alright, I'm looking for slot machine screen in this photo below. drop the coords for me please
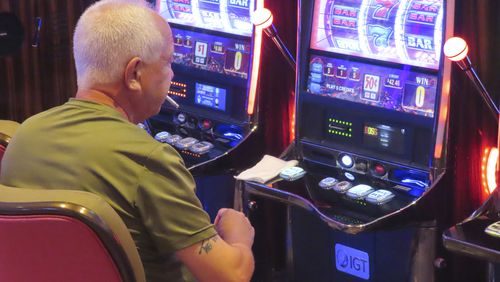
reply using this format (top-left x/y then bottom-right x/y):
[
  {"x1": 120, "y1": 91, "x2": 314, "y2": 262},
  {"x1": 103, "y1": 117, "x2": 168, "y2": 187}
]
[
  {"x1": 171, "y1": 29, "x2": 251, "y2": 79},
  {"x1": 310, "y1": 0, "x2": 443, "y2": 70},
  {"x1": 156, "y1": 0, "x2": 255, "y2": 122},
  {"x1": 158, "y1": 0, "x2": 254, "y2": 37},
  {"x1": 306, "y1": 0, "x2": 443, "y2": 119}
]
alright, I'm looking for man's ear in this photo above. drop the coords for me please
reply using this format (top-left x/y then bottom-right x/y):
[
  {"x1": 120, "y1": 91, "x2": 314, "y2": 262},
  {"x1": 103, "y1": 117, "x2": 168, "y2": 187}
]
[{"x1": 124, "y1": 57, "x2": 142, "y2": 91}]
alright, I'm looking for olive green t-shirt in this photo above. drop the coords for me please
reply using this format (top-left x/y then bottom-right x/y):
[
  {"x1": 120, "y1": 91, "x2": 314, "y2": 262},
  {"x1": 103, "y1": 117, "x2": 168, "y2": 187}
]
[{"x1": 0, "y1": 99, "x2": 217, "y2": 281}]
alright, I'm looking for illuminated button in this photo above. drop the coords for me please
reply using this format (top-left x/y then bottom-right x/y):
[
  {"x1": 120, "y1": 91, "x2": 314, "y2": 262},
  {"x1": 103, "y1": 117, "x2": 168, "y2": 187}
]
[
  {"x1": 365, "y1": 189, "x2": 395, "y2": 205},
  {"x1": 199, "y1": 119, "x2": 213, "y2": 130},
  {"x1": 336, "y1": 65, "x2": 347, "y2": 78},
  {"x1": 311, "y1": 62, "x2": 323, "y2": 73},
  {"x1": 344, "y1": 172, "x2": 355, "y2": 181},
  {"x1": 339, "y1": 154, "x2": 354, "y2": 168},
  {"x1": 175, "y1": 137, "x2": 198, "y2": 150},
  {"x1": 279, "y1": 166, "x2": 306, "y2": 181},
  {"x1": 333, "y1": 181, "x2": 352, "y2": 193},
  {"x1": 184, "y1": 36, "x2": 192, "y2": 47},
  {"x1": 310, "y1": 72, "x2": 323, "y2": 83},
  {"x1": 309, "y1": 83, "x2": 321, "y2": 93},
  {"x1": 154, "y1": 131, "x2": 171, "y2": 143},
  {"x1": 164, "y1": 134, "x2": 182, "y2": 145},
  {"x1": 346, "y1": 184, "x2": 374, "y2": 200},
  {"x1": 323, "y1": 63, "x2": 334, "y2": 76},
  {"x1": 373, "y1": 164, "x2": 386, "y2": 176},
  {"x1": 348, "y1": 67, "x2": 360, "y2": 81},
  {"x1": 174, "y1": 35, "x2": 183, "y2": 46},
  {"x1": 318, "y1": 177, "x2": 338, "y2": 190},
  {"x1": 177, "y1": 113, "x2": 186, "y2": 123},
  {"x1": 190, "y1": 141, "x2": 214, "y2": 155}
]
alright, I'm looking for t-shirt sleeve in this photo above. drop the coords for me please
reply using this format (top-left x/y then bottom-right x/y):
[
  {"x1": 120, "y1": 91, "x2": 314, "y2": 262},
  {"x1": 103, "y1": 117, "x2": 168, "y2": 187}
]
[{"x1": 135, "y1": 144, "x2": 217, "y2": 254}]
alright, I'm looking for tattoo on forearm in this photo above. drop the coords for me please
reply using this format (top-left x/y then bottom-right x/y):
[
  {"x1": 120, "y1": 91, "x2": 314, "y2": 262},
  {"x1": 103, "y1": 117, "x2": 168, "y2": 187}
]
[{"x1": 198, "y1": 236, "x2": 219, "y2": 255}]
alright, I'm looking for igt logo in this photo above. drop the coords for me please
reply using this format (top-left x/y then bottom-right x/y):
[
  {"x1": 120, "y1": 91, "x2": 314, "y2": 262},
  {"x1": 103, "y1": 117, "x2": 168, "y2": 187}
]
[{"x1": 335, "y1": 244, "x2": 370, "y2": 280}]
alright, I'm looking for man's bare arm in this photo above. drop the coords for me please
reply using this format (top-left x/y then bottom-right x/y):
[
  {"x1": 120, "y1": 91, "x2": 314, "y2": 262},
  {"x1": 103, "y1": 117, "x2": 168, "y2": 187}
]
[
  {"x1": 177, "y1": 209, "x2": 255, "y2": 282},
  {"x1": 176, "y1": 235, "x2": 254, "y2": 282}
]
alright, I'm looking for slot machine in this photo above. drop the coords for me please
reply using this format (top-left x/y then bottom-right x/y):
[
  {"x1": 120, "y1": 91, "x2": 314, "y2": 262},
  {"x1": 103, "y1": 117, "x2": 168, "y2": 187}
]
[
  {"x1": 147, "y1": 0, "x2": 269, "y2": 219},
  {"x1": 238, "y1": 0, "x2": 456, "y2": 281}
]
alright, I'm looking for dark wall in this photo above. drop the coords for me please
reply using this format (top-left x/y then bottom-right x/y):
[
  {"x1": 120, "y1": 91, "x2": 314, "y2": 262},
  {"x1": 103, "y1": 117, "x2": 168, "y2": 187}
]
[
  {"x1": 0, "y1": 0, "x2": 96, "y2": 122},
  {"x1": 449, "y1": 1, "x2": 500, "y2": 221},
  {"x1": 257, "y1": 1, "x2": 297, "y2": 156}
]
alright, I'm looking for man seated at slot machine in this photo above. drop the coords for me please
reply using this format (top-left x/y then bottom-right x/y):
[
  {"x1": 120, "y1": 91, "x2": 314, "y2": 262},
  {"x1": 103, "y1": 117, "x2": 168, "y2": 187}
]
[{"x1": 0, "y1": 0, "x2": 255, "y2": 281}]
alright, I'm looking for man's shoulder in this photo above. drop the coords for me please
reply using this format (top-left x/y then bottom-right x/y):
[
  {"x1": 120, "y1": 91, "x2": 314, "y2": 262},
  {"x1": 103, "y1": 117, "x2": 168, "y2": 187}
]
[{"x1": 18, "y1": 101, "x2": 163, "y2": 155}]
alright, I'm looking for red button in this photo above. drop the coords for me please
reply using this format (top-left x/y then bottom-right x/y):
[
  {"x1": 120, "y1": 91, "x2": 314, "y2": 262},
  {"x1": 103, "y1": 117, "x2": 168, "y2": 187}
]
[
  {"x1": 202, "y1": 120, "x2": 212, "y2": 130},
  {"x1": 374, "y1": 164, "x2": 386, "y2": 176}
]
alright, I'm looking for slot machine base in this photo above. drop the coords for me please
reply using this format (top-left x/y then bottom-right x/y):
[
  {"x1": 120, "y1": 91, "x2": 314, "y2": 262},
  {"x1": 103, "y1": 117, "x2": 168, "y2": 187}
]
[
  {"x1": 289, "y1": 207, "x2": 438, "y2": 282},
  {"x1": 241, "y1": 182, "x2": 449, "y2": 282}
]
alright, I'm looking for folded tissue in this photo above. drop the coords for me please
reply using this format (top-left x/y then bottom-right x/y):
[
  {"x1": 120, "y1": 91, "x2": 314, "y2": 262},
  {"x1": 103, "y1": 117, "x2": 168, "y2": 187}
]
[{"x1": 234, "y1": 154, "x2": 298, "y2": 184}]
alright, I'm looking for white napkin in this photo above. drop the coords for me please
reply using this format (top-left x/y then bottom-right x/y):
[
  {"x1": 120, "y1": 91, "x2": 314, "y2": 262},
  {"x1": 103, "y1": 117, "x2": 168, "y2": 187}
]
[{"x1": 234, "y1": 155, "x2": 298, "y2": 183}]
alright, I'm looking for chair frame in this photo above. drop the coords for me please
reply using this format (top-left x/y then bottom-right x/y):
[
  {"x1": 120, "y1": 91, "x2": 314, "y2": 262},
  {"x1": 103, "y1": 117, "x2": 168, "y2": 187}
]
[{"x1": 0, "y1": 132, "x2": 11, "y2": 147}]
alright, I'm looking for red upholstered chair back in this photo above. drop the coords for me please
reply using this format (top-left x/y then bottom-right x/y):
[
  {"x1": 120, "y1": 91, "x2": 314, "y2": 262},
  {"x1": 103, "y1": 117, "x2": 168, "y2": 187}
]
[{"x1": 0, "y1": 185, "x2": 146, "y2": 282}]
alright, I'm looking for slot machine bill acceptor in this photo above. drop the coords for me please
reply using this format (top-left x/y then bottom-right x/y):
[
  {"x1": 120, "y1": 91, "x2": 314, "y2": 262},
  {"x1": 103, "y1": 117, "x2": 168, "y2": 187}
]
[{"x1": 237, "y1": 0, "x2": 456, "y2": 281}]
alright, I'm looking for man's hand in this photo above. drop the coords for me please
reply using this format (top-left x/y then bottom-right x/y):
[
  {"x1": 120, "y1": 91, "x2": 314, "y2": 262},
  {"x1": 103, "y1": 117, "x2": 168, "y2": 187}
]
[{"x1": 214, "y1": 208, "x2": 254, "y2": 249}]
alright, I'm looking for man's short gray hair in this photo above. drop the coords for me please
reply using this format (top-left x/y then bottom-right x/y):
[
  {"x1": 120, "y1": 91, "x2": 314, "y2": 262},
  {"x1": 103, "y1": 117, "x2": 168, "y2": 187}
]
[{"x1": 73, "y1": 0, "x2": 165, "y2": 88}]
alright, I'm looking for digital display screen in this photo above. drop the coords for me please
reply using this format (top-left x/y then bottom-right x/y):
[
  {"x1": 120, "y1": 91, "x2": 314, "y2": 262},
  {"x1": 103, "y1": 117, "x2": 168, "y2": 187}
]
[
  {"x1": 308, "y1": 54, "x2": 437, "y2": 117},
  {"x1": 157, "y1": 0, "x2": 255, "y2": 37},
  {"x1": 172, "y1": 27, "x2": 251, "y2": 79},
  {"x1": 195, "y1": 83, "x2": 227, "y2": 111},
  {"x1": 310, "y1": 0, "x2": 444, "y2": 70},
  {"x1": 363, "y1": 122, "x2": 405, "y2": 154}
]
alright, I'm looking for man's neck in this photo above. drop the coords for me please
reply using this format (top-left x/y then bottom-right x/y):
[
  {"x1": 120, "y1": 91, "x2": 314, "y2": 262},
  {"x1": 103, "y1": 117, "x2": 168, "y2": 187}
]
[{"x1": 75, "y1": 88, "x2": 132, "y2": 122}]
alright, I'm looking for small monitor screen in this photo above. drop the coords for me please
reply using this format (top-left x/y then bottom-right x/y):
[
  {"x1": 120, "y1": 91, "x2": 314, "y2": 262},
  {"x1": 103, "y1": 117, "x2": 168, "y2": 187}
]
[
  {"x1": 157, "y1": 0, "x2": 255, "y2": 37},
  {"x1": 195, "y1": 83, "x2": 227, "y2": 111},
  {"x1": 363, "y1": 122, "x2": 405, "y2": 154},
  {"x1": 310, "y1": 0, "x2": 444, "y2": 70},
  {"x1": 172, "y1": 27, "x2": 251, "y2": 79}
]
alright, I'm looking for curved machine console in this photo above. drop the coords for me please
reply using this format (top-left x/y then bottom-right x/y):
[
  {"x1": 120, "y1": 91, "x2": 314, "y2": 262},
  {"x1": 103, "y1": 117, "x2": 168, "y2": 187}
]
[{"x1": 144, "y1": 0, "x2": 266, "y2": 170}]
